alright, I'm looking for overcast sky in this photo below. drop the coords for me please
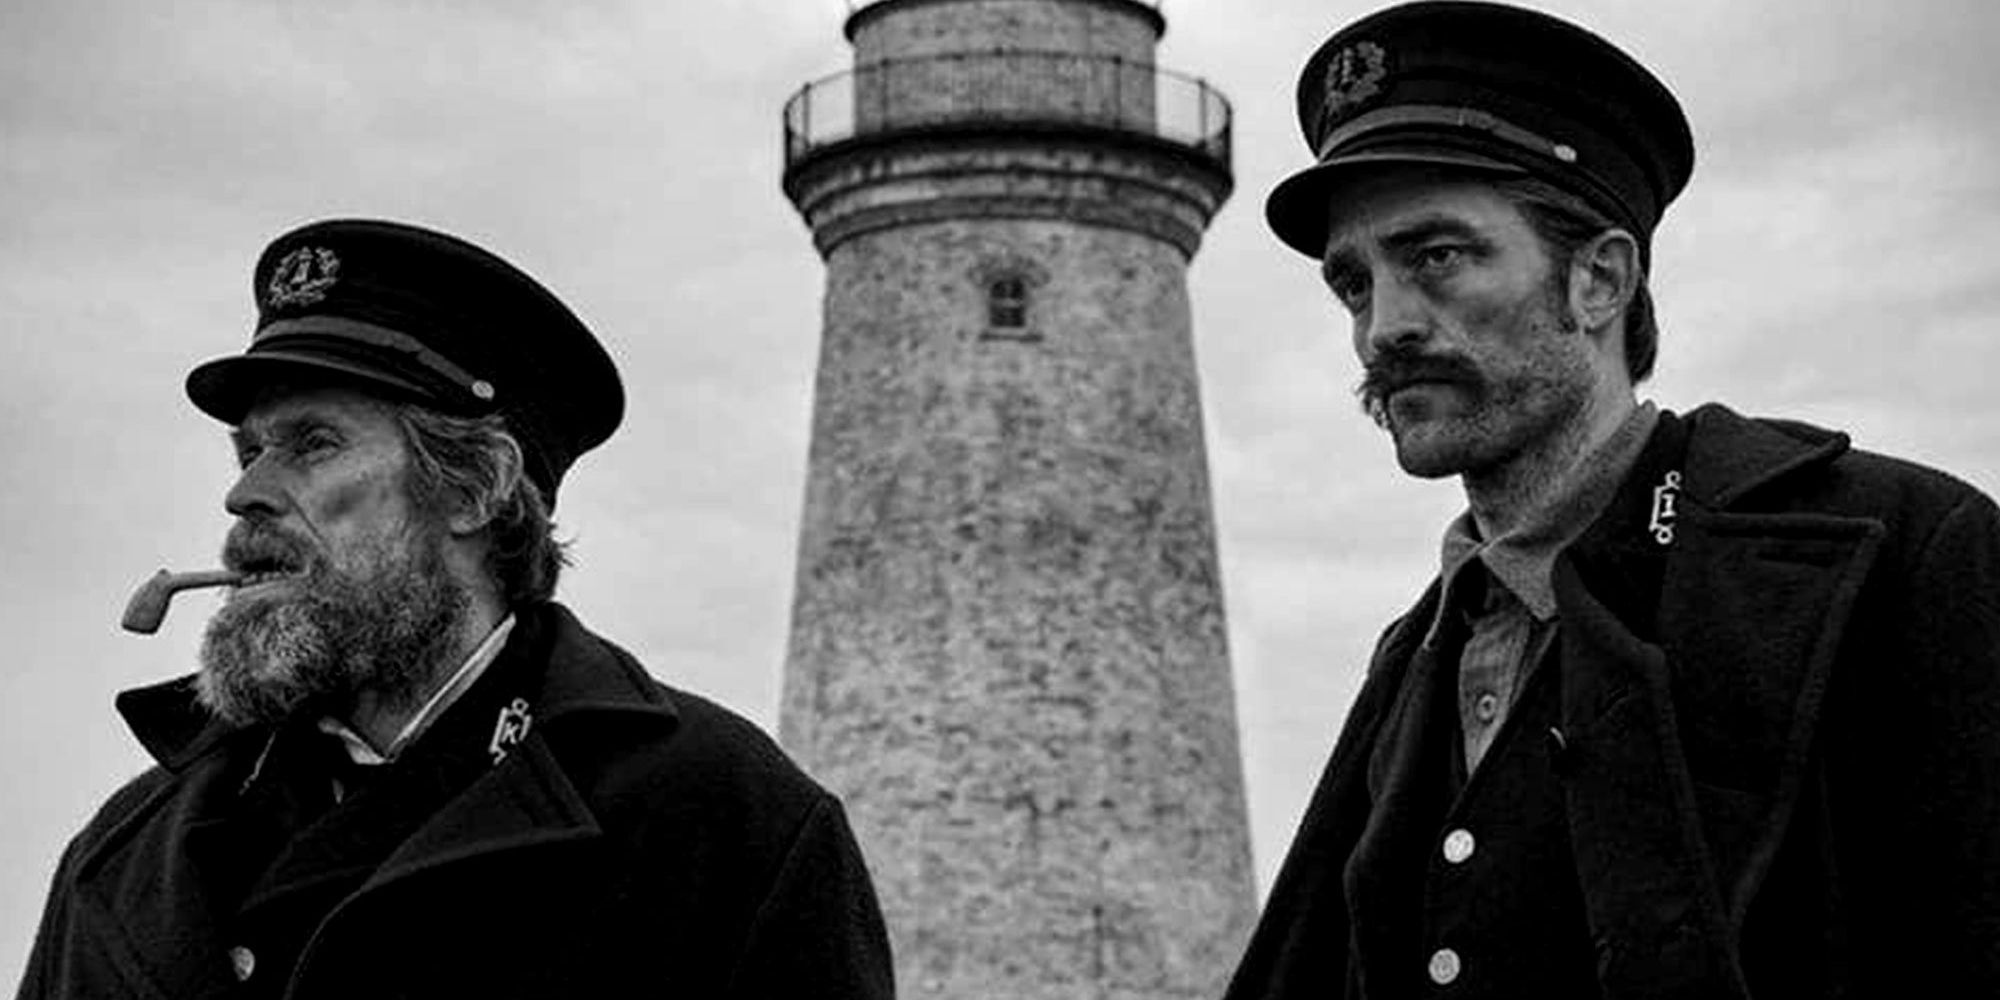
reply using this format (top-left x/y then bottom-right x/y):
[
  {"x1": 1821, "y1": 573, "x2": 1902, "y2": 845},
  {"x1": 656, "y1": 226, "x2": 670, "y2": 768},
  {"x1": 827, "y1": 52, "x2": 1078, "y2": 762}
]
[{"x1": 5, "y1": 0, "x2": 1998, "y2": 984}]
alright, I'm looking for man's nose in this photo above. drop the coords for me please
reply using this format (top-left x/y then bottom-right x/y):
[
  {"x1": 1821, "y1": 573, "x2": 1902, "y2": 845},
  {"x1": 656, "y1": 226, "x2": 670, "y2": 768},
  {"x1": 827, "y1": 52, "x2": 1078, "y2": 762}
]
[
  {"x1": 1356, "y1": 278, "x2": 1433, "y2": 361},
  {"x1": 224, "y1": 456, "x2": 283, "y2": 520}
]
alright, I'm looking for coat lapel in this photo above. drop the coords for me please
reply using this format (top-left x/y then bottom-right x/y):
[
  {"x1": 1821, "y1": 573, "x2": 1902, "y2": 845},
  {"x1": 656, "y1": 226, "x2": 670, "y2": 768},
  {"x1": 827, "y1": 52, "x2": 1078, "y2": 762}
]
[
  {"x1": 1667, "y1": 405, "x2": 1885, "y2": 924},
  {"x1": 1557, "y1": 405, "x2": 1885, "y2": 999},
  {"x1": 286, "y1": 605, "x2": 675, "y2": 990},
  {"x1": 361, "y1": 731, "x2": 601, "y2": 892},
  {"x1": 1556, "y1": 554, "x2": 1749, "y2": 999},
  {"x1": 1654, "y1": 507, "x2": 1882, "y2": 920},
  {"x1": 65, "y1": 741, "x2": 265, "y2": 1000}
]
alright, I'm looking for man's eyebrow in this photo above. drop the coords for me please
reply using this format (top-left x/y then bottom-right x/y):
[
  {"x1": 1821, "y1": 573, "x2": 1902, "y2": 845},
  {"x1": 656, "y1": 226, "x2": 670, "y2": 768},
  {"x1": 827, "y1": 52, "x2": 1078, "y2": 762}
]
[
  {"x1": 229, "y1": 413, "x2": 332, "y2": 450},
  {"x1": 1322, "y1": 213, "x2": 1493, "y2": 285},
  {"x1": 1379, "y1": 214, "x2": 1490, "y2": 253}
]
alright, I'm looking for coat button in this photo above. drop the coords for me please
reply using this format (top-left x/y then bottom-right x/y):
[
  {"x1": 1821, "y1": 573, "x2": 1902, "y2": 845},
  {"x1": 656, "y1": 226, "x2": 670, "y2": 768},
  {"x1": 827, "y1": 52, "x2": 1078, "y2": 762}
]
[
  {"x1": 1472, "y1": 692, "x2": 1499, "y2": 722},
  {"x1": 229, "y1": 945, "x2": 256, "y2": 981},
  {"x1": 1442, "y1": 828, "x2": 1476, "y2": 864},
  {"x1": 1428, "y1": 947, "x2": 1461, "y2": 985}
]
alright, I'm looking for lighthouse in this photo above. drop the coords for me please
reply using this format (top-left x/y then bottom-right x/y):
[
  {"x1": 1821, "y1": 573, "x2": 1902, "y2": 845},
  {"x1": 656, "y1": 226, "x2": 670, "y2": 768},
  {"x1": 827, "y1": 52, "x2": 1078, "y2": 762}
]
[{"x1": 778, "y1": 2, "x2": 1253, "y2": 997}]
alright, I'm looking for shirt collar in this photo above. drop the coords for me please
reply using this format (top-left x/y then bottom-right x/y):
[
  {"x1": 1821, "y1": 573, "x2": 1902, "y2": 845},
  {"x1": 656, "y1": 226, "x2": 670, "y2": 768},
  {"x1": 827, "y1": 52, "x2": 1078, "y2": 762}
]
[
  {"x1": 319, "y1": 613, "x2": 517, "y2": 766},
  {"x1": 1438, "y1": 402, "x2": 1660, "y2": 622}
]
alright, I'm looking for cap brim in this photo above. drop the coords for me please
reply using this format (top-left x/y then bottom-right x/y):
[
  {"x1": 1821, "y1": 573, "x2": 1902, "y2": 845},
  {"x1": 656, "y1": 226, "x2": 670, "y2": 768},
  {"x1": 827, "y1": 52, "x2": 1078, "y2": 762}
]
[
  {"x1": 1265, "y1": 148, "x2": 1529, "y2": 258},
  {"x1": 186, "y1": 349, "x2": 436, "y2": 425}
]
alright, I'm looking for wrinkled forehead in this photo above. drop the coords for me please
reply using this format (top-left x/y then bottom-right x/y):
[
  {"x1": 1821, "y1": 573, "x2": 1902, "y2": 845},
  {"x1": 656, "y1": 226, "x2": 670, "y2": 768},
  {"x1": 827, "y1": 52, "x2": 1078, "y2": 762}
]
[{"x1": 234, "y1": 375, "x2": 402, "y2": 434}]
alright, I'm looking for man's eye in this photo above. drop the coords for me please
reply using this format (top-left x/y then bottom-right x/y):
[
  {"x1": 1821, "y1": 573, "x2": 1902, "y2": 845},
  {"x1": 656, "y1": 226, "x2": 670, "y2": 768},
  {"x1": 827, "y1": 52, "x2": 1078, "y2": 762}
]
[
  {"x1": 1412, "y1": 245, "x2": 1465, "y2": 271},
  {"x1": 297, "y1": 430, "x2": 340, "y2": 455},
  {"x1": 235, "y1": 446, "x2": 261, "y2": 470}
]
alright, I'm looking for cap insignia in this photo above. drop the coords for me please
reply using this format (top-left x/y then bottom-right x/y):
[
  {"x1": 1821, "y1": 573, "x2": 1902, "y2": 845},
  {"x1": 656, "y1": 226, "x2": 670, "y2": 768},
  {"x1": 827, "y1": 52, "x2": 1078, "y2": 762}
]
[
  {"x1": 266, "y1": 246, "x2": 341, "y2": 308},
  {"x1": 1321, "y1": 41, "x2": 1390, "y2": 125}
]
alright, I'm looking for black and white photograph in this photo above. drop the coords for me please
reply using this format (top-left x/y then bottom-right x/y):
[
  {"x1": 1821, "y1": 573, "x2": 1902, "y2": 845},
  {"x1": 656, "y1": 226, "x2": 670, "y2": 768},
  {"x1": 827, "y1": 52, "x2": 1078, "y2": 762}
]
[{"x1": 4, "y1": 1, "x2": 1997, "y2": 996}]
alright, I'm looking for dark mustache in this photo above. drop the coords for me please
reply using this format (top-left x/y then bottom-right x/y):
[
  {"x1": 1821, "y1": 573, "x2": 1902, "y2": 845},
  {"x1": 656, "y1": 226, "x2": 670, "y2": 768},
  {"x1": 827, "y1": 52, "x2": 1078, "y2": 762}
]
[
  {"x1": 1356, "y1": 351, "x2": 1484, "y2": 403},
  {"x1": 221, "y1": 522, "x2": 317, "y2": 575}
]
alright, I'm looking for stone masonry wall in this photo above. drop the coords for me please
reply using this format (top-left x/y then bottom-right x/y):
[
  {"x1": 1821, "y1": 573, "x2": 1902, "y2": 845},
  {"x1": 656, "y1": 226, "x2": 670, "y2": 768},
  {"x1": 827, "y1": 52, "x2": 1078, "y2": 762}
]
[
  {"x1": 850, "y1": 0, "x2": 1159, "y2": 64},
  {"x1": 788, "y1": 138, "x2": 1230, "y2": 259},
  {"x1": 781, "y1": 216, "x2": 1257, "y2": 1000},
  {"x1": 851, "y1": 0, "x2": 1158, "y2": 135}
]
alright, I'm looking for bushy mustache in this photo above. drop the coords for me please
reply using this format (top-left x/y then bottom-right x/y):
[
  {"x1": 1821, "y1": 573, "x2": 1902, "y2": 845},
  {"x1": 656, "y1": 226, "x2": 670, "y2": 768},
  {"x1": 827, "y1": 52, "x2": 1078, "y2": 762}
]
[
  {"x1": 1354, "y1": 348, "x2": 1484, "y2": 424},
  {"x1": 220, "y1": 521, "x2": 319, "y2": 577}
]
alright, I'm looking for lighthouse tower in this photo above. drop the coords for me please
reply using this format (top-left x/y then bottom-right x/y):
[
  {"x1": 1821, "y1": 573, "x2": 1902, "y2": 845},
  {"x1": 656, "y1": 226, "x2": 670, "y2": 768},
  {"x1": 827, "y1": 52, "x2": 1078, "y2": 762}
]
[{"x1": 779, "y1": 2, "x2": 1252, "y2": 997}]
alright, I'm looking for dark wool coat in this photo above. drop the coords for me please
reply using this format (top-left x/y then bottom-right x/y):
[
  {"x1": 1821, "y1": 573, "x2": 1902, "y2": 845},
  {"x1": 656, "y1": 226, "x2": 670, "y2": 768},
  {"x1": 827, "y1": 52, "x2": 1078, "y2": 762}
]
[
  {"x1": 19, "y1": 602, "x2": 895, "y2": 1000},
  {"x1": 1225, "y1": 404, "x2": 2000, "y2": 999}
]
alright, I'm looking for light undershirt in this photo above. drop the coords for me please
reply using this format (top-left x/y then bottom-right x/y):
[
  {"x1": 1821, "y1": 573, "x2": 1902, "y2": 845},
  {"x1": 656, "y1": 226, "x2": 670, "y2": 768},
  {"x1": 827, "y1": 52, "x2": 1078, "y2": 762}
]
[
  {"x1": 317, "y1": 613, "x2": 517, "y2": 770},
  {"x1": 1428, "y1": 403, "x2": 1658, "y2": 772}
]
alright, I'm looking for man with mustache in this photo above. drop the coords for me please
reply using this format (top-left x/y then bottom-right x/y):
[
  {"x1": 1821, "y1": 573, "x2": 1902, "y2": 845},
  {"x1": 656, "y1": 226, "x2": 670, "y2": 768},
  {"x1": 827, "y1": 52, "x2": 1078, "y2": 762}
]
[
  {"x1": 19, "y1": 220, "x2": 894, "y2": 999},
  {"x1": 1225, "y1": 3, "x2": 2000, "y2": 998}
]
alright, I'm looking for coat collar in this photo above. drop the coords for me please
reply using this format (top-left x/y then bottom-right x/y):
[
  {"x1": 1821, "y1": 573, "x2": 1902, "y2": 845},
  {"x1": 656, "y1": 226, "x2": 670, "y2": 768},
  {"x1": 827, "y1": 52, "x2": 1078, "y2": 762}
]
[
  {"x1": 1550, "y1": 404, "x2": 1883, "y2": 999},
  {"x1": 117, "y1": 675, "x2": 240, "y2": 774},
  {"x1": 1677, "y1": 402, "x2": 1850, "y2": 511},
  {"x1": 115, "y1": 601, "x2": 676, "y2": 775},
  {"x1": 527, "y1": 602, "x2": 679, "y2": 728},
  {"x1": 75, "y1": 603, "x2": 678, "y2": 999}
]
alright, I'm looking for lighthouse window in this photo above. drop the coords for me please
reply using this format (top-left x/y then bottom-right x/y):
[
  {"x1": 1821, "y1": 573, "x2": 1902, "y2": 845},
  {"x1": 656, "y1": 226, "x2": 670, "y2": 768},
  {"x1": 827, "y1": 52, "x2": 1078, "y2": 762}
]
[{"x1": 987, "y1": 277, "x2": 1028, "y2": 329}]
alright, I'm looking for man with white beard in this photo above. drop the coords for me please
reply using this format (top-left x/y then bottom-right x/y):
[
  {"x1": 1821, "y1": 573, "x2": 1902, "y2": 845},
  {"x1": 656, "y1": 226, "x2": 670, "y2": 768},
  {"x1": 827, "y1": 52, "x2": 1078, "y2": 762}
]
[{"x1": 19, "y1": 219, "x2": 894, "y2": 1000}]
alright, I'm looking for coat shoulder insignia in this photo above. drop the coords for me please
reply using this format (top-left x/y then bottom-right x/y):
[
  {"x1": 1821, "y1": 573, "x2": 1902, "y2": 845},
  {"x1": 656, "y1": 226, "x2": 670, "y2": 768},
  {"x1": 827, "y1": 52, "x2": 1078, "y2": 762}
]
[
  {"x1": 489, "y1": 697, "x2": 534, "y2": 765},
  {"x1": 1650, "y1": 470, "x2": 1683, "y2": 545}
]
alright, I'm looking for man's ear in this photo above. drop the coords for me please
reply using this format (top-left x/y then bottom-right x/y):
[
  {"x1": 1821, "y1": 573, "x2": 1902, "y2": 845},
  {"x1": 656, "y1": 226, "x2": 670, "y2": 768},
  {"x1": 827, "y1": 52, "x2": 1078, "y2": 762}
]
[
  {"x1": 444, "y1": 438, "x2": 524, "y2": 537},
  {"x1": 1569, "y1": 228, "x2": 1640, "y2": 338}
]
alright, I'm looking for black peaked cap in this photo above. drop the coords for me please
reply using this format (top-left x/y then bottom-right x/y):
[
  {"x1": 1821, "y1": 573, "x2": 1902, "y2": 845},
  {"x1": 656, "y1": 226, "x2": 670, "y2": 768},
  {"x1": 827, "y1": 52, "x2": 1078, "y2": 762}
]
[
  {"x1": 187, "y1": 219, "x2": 623, "y2": 506},
  {"x1": 1267, "y1": 1, "x2": 1694, "y2": 257}
]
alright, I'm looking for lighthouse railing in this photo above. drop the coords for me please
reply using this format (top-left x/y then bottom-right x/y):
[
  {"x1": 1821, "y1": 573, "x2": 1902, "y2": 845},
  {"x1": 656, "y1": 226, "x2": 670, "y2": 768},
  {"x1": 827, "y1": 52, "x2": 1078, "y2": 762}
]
[{"x1": 782, "y1": 50, "x2": 1231, "y2": 171}]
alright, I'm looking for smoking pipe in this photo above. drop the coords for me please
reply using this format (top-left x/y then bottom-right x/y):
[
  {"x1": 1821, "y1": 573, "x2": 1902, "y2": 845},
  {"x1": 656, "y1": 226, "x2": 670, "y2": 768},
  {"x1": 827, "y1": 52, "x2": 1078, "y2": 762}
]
[{"x1": 121, "y1": 569, "x2": 246, "y2": 634}]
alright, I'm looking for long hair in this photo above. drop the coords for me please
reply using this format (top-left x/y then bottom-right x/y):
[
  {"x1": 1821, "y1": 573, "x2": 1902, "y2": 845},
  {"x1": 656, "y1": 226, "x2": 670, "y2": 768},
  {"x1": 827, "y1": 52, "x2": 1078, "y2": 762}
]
[
  {"x1": 393, "y1": 405, "x2": 569, "y2": 605},
  {"x1": 1489, "y1": 176, "x2": 1660, "y2": 384}
]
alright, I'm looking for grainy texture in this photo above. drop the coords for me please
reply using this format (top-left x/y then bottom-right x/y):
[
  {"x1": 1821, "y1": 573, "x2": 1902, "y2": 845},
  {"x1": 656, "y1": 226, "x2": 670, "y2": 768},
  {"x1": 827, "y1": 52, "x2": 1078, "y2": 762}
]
[
  {"x1": 851, "y1": 0, "x2": 1157, "y2": 65},
  {"x1": 781, "y1": 2, "x2": 1255, "y2": 998}
]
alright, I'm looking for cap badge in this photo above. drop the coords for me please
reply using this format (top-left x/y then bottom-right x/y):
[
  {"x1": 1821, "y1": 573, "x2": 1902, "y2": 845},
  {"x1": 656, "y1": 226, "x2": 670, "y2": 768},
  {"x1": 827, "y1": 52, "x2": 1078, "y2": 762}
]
[
  {"x1": 1320, "y1": 41, "x2": 1390, "y2": 124},
  {"x1": 266, "y1": 246, "x2": 341, "y2": 308}
]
